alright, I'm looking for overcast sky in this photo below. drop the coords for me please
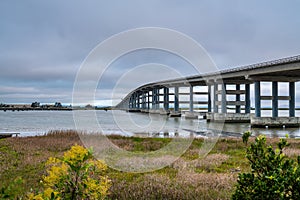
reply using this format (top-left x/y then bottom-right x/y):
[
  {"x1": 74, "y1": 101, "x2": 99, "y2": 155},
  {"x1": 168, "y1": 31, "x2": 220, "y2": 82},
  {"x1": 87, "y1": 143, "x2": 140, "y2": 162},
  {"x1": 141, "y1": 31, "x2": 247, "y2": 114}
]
[{"x1": 1, "y1": 1, "x2": 300, "y2": 106}]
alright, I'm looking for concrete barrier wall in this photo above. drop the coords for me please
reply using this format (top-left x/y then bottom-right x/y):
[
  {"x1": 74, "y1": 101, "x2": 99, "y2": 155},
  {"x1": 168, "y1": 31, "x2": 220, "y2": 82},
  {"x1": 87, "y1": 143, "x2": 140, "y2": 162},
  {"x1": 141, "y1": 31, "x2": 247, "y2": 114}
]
[
  {"x1": 207, "y1": 113, "x2": 252, "y2": 123},
  {"x1": 251, "y1": 116, "x2": 300, "y2": 127}
]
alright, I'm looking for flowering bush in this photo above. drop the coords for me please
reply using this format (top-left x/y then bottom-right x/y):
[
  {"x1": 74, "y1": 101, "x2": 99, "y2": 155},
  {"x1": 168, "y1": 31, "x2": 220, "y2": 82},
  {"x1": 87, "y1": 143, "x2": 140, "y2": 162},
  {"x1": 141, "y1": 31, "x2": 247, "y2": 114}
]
[
  {"x1": 29, "y1": 145, "x2": 111, "y2": 200},
  {"x1": 232, "y1": 135, "x2": 300, "y2": 199}
]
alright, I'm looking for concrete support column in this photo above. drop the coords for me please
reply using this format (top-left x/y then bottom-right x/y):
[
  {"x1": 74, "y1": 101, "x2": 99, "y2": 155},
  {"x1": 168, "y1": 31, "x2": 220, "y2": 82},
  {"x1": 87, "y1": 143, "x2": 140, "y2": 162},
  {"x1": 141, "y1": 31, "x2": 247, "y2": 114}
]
[
  {"x1": 129, "y1": 96, "x2": 132, "y2": 109},
  {"x1": 272, "y1": 82, "x2": 278, "y2": 117},
  {"x1": 137, "y1": 92, "x2": 140, "y2": 109},
  {"x1": 174, "y1": 86, "x2": 179, "y2": 112},
  {"x1": 208, "y1": 85, "x2": 212, "y2": 112},
  {"x1": 163, "y1": 87, "x2": 169, "y2": 111},
  {"x1": 147, "y1": 91, "x2": 150, "y2": 109},
  {"x1": 132, "y1": 94, "x2": 134, "y2": 108},
  {"x1": 135, "y1": 93, "x2": 138, "y2": 109},
  {"x1": 236, "y1": 84, "x2": 241, "y2": 113},
  {"x1": 245, "y1": 84, "x2": 251, "y2": 114},
  {"x1": 142, "y1": 92, "x2": 146, "y2": 109},
  {"x1": 155, "y1": 88, "x2": 158, "y2": 110},
  {"x1": 156, "y1": 88, "x2": 160, "y2": 110},
  {"x1": 133, "y1": 93, "x2": 137, "y2": 109},
  {"x1": 140, "y1": 93, "x2": 143, "y2": 109},
  {"x1": 189, "y1": 86, "x2": 194, "y2": 112},
  {"x1": 144, "y1": 92, "x2": 147, "y2": 109},
  {"x1": 289, "y1": 82, "x2": 295, "y2": 117},
  {"x1": 255, "y1": 81, "x2": 261, "y2": 117},
  {"x1": 152, "y1": 89, "x2": 155, "y2": 109},
  {"x1": 221, "y1": 84, "x2": 227, "y2": 113},
  {"x1": 213, "y1": 83, "x2": 218, "y2": 113},
  {"x1": 140, "y1": 92, "x2": 143, "y2": 109}
]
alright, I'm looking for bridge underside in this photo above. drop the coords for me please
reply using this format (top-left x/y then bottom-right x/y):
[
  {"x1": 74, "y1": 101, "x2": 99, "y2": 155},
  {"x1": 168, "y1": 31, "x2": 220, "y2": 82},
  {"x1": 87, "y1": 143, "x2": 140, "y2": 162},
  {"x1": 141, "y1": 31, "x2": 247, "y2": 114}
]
[{"x1": 116, "y1": 56, "x2": 300, "y2": 128}]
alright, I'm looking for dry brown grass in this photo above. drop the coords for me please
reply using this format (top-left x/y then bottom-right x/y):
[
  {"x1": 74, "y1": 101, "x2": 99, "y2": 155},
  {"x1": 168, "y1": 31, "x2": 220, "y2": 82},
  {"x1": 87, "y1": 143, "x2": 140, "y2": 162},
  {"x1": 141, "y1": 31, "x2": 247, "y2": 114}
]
[
  {"x1": 283, "y1": 147, "x2": 300, "y2": 157},
  {"x1": 110, "y1": 171, "x2": 237, "y2": 200},
  {"x1": 172, "y1": 153, "x2": 229, "y2": 172},
  {"x1": 110, "y1": 138, "x2": 135, "y2": 151},
  {"x1": 6, "y1": 130, "x2": 82, "y2": 165},
  {"x1": 193, "y1": 153, "x2": 230, "y2": 171}
]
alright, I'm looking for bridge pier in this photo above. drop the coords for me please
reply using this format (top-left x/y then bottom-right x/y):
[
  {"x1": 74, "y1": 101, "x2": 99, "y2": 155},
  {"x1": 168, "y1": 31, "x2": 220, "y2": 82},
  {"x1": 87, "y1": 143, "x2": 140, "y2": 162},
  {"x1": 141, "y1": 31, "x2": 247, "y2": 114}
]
[
  {"x1": 290, "y1": 82, "x2": 295, "y2": 117},
  {"x1": 254, "y1": 81, "x2": 261, "y2": 117},
  {"x1": 213, "y1": 82, "x2": 218, "y2": 113},
  {"x1": 169, "y1": 86, "x2": 181, "y2": 117},
  {"x1": 160, "y1": 87, "x2": 170, "y2": 115},
  {"x1": 207, "y1": 82, "x2": 252, "y2": 123},
  {"x1": 184, "y1": 86, "x2": 198, "y2": 119},
  {"x1": 221, "y1": 83, "x2": 227, "y2": 114},
  {"x1": 245, "y1": 83, "x2": 251, "y2": 114},
  {"x1": 235, "y1": 84, "x2": 241, "y2": 113},
  {"x1": 128, "y1": 92, "x2": 142, "y2": 112},
  {"x1": 147, "y1": 91, "x2": 150, "y2": 110},
  {"x1": 208, "y1": 84, "x2": 212, "y2": 112},
  {"x1": 140, "y1": 91, "x2": 148, "y2": 113},
  {"x1": 149, "y1": 88, "x2": 159, "y2": 114},
  {"x1": 251, "y1": 80, "x2": 299, "y2": 127},
  {"x1": 137, "y1": 92, "x2": 141, "y2": 109},
  {"x1": 272, "y1": 81, "x2": 278, "y2": 118}
]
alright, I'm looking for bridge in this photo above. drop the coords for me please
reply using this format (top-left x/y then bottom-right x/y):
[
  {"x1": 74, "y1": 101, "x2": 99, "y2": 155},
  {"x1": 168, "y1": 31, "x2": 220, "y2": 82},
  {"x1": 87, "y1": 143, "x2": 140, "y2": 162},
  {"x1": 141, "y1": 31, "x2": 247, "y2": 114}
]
[{"x1": 116, "y1": 55, "x2": 300, "y2": 127}]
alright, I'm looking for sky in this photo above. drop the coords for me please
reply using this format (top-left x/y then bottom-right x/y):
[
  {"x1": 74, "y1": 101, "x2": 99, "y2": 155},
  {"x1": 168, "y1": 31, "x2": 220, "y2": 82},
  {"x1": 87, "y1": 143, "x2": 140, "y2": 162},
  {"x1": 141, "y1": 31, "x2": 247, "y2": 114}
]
[{"x1": 1, "y1": 0, "x2": 300, "y2": 106}]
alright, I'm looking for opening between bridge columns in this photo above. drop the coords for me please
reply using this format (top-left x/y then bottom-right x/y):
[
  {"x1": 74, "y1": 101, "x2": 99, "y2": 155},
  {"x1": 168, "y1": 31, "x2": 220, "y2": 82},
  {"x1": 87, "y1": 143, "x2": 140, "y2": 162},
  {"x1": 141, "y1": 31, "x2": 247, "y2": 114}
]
[
  {"x1": 183, "y1": 84, "x2": 210, "y2": 119},
  {"x1": 207, "y1": 80, "x2": 252, "y2": 123},
  {"x1": 147, "y1": 87, "x2": 158, "y2": 114},
  {"x1": 251, "y1": 79, "x2": 298, "y2": 127}
]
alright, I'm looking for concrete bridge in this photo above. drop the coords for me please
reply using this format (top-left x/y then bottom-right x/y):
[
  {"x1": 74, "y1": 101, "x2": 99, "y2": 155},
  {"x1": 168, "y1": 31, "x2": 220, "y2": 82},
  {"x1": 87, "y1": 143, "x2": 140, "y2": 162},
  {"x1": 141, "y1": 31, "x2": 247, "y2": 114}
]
[{"x1": 116, "y1": 55, "x2": 300, "y2": 127}]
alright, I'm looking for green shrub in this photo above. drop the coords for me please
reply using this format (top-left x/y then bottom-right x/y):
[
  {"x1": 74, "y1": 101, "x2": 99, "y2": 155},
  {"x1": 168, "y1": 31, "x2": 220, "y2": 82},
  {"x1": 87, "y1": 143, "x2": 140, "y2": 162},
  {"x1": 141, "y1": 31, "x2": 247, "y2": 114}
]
[
  {"x1": 232, "y1": 135, "x2": 300, "y2": 199},
  {"x1": 242, "y1": 131, "x2": 252, "y2": 146}
]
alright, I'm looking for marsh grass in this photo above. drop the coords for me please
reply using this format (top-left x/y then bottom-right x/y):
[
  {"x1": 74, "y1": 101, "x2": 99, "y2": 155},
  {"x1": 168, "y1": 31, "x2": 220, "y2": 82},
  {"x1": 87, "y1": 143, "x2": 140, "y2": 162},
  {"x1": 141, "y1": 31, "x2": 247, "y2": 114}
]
[
  {"x1": 110, "y1": 171, "x2": 237, "y2": 200},
  {"x1": 109, "y1": 136, "x2": 171, "y2": 152},
  {"x1": 0, "y1": 130, "x2": 82, "y2": 196},
  {"x1": 1, "y1": 130, "x2": 299, "y2": 199}
]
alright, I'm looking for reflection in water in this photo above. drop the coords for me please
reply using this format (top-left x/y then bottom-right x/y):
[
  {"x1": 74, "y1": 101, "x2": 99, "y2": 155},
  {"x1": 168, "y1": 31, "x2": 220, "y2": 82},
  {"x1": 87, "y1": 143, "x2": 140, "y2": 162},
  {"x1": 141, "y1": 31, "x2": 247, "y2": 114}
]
[
  {"x1": 251, "y1": 127, "x2": 300, "y2": 138},
  {"x1": 0, "y1": 110, "x2": 299, "y2": 138}
]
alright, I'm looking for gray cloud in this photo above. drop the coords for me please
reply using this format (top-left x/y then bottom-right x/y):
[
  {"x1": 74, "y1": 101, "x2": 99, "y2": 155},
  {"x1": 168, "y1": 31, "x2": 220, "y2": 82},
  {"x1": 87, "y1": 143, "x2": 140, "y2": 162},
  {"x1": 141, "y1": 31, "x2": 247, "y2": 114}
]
[{"x1": 0, "y1": 0, "x2": 300, "y2": 105}]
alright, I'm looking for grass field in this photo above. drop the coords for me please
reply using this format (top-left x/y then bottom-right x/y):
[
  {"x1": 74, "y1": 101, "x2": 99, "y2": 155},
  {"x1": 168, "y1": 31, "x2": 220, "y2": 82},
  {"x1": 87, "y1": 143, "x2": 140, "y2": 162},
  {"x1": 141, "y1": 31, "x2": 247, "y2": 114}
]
[{"x1": 1, "y1": 130, "x2": 300, "y2": 199}]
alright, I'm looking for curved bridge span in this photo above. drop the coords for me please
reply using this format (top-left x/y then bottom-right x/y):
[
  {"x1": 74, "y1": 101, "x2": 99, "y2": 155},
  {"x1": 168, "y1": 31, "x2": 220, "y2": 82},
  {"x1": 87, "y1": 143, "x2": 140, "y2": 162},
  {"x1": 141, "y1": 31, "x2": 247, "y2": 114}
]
[{"x1": 116, "y1": 55, "x2": 300, "y2": 127}]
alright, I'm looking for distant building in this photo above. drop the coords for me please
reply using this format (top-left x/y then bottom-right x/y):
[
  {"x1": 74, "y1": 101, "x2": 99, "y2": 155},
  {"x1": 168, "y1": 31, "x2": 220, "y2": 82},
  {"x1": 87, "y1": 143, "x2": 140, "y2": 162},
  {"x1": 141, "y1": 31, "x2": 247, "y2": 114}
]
[
  {"x1": 85, "y1": 104, "x2": 94, "y2": 109},
  {"x1": 54, "y1": 102, "x2": 62, "y2": 107},
  {"x1": 31, "y1": 102, "x2": 40, "y2": 108}
]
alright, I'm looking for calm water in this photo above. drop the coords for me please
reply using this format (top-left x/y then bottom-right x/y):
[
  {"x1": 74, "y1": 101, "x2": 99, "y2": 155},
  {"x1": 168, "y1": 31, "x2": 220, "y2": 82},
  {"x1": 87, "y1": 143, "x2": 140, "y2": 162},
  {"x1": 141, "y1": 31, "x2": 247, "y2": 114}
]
[{"x1": 0, "y1": 110, "x2": 299, "y2": 138}]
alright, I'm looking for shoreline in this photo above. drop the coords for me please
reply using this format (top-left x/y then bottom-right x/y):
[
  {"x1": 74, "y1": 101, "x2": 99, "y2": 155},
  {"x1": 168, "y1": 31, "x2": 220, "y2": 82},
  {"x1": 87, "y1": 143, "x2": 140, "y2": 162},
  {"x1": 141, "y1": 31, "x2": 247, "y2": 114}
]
[{"x1": 2, "y1": 128, "x2": 300, "y2": 139}]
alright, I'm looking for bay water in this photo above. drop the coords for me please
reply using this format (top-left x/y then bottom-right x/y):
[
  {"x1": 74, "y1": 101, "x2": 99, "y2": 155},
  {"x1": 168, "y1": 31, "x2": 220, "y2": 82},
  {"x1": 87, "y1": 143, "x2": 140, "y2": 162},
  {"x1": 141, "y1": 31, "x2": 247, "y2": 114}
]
[{"x1": 0, "y1": 110, "x2": 299, "y2": 138}]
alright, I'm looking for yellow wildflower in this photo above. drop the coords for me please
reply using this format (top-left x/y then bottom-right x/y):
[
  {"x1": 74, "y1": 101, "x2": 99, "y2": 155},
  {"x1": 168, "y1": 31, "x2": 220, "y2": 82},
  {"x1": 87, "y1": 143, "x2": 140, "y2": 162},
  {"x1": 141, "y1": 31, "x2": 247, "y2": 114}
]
[
  {"x1": 33, "y1": 144, "x2": 110, "y2": 199},
  {"x1": 63, "y1": 144, "x2": 89, "y2": 165}
]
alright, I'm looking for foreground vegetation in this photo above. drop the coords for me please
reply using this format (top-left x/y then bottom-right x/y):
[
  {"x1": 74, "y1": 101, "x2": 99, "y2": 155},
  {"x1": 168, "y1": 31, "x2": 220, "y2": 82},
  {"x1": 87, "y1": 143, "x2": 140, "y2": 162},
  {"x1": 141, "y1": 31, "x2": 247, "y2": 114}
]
[
  {"x1": 1, "y1": 130, "x2": 300, "y2": 199},
  {"x1": 233, "y1": 134, "x2": 300, "y2": 199}
]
